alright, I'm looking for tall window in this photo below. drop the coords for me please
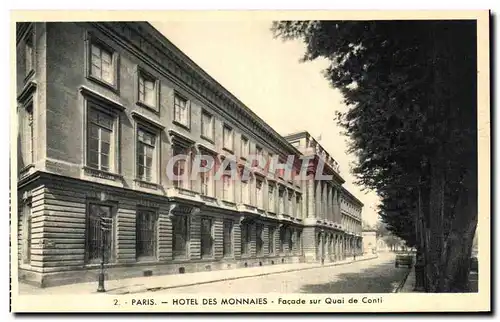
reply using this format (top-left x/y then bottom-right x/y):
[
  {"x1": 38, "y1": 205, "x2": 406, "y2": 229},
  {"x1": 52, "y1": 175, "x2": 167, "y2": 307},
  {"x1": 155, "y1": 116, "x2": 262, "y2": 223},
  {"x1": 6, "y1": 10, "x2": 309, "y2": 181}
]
[
  {"x1": 268, "y1": 185, "x2": 275, "y2": 213},
  {"x1": 19, "y1": 104, "x2": 34, "y2": 167},
  {"x1": 201, "y1": 110, "x2": 214, "y2": 141},
  {"x1": 90, "y1": 43, "x2": 114, "y2": 85},
  {"x1": 223, "y1": 125, "x2": 233, "y2": 151},
  {"x1": 136, "y1": 209, "x2": 157, "y2": 260},
  {"x1": 87, "y1": 107, "x2": 114, "y2": 172},
  {"x1": 137, "y1": 128, "x2": 156, "y2": 182},
  {"x1": 268, "y1": 153, "x2": 274, "y2": 174},
  {"x1": 174, "y1": 94, "x2": 190, "y2": 128},
  {"x1": 256, "y1": 180, "x2": 263, "y2": 209},
  {"x1": 172, "y1": 215, "x2": 189, "y2": 259},
  {"x1": 241, "y1": 136, "x2": 249, "y2": 159},
  {"x1": 288, "y1": 228, "x2": 294, "y2": 254},
  {"x1": 297, "y1": 230, "x2": 302, "y2": 254},
  {"x1": 255, "y1": 146, "x2": 263, "y2": 168},
  {"x1": 172, "y1": 146, "x2": 189, "y2": 189},
  {"x1": 223, "y1": 220, "x2": 233, "y2": 257},
  {"x1": 21, "y1": 202, "x2": 32, "y2": 264},
  {"x1": 201, "y1": 217, "x2": 213, "y2": 258},
  {"x1": 296, "y1": 195, "x2": 302, "y2": 219},
  {"x1": 288, "y1": 192, "x2": 294, "y2": 217},
  {"x1": 86, "y1": 204, "x2": 113, "y2": 264},
  {"x1": 138, "y1": 72, "x2": 158, "y2": 109},
  {"x1": 279, "y1": 226, "x2": 285, "y2": 253},
  {"x1": 268, "y1": 226, "x2": 275, "y2": 255},
  {"x1": 279, "y1": 189, "x2": 285, "y2": 214},
  {"x1": 222, "y1": 175, "x2": 233, "y2": 202},
  {"x1": 25, "y1": 31, "x2": 34, "y2": 77},
  {"x1": 200, "y1": 167, "x2": 214, "y2": 197},
  {"x1": 240, "y1": 222, "x2": 251, "y2": 256},
  {"x1": 241, "y1": 179, "x2": 250, "y2": 205},
  {"x1": 256, "y1": 224, "x2": 264, "y2": 256}
]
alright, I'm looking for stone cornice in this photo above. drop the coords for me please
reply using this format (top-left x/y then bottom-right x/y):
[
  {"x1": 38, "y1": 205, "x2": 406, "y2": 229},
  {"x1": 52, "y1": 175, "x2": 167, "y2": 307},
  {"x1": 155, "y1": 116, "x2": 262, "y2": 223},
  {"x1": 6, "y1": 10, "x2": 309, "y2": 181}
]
[
  {"x1": 91, "y1": 22, "x2": 300, "y2": 158},
  {"x1": 341, "y1": 186, "x2": 364, "y2": 207}
]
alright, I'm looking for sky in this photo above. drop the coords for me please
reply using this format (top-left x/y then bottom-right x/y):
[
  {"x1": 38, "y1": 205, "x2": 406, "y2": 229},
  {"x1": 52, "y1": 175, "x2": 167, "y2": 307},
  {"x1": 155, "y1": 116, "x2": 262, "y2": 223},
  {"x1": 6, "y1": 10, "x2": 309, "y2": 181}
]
[{"x1": 152, "y1": 20, "x2": 381, "y2": 226}]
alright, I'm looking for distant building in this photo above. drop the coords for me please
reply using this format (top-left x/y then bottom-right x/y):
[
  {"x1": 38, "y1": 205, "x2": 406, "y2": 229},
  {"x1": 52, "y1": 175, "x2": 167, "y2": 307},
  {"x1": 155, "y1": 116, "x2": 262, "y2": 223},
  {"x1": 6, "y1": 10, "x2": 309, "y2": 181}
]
[
  {"x1": 362, "y1": 229, "x2": 377, "y2": 254},
  {"x1": 16, "y1": 22, "x2": 364, "y2": 288}
]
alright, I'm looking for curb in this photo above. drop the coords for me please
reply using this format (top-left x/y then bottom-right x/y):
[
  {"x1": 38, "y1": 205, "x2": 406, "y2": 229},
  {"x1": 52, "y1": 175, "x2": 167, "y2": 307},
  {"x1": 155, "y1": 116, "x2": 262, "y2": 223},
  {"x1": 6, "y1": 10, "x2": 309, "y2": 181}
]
[
  {"x1": 113, "y1": 255, "x2": 379, "y2": 295},
  {"x1": 393, "y1": 267, "x2": 412, "y2": 293}
]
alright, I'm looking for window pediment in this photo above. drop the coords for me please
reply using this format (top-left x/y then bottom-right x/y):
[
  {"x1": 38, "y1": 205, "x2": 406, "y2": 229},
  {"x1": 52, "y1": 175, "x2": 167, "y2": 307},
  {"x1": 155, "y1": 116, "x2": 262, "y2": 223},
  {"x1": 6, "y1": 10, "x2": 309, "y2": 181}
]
[{"x1": 80, "y1": 86, "x2": 125, "y2": 113}]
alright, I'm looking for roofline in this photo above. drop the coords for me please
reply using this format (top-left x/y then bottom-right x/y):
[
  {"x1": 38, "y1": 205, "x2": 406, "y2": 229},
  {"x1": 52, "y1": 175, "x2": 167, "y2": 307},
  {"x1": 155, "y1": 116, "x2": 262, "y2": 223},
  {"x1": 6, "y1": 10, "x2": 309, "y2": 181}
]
[
  {"x1": 341, "y1": 186, "x2": 364, "y2": 207},
  {"x1": 283, "y1": 131, "x2": 311, "y2": 141},
  {"x1": 140, "y1": 22, "x2": 302, "y2": 156}
]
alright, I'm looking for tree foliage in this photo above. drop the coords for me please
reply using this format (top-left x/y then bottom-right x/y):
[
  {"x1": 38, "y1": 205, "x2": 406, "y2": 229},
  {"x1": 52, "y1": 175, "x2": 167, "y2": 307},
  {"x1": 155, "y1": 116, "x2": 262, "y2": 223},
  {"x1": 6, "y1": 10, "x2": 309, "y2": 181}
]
[{"x1": 272, "y1": 20, "x2": 477, "y2": 292}]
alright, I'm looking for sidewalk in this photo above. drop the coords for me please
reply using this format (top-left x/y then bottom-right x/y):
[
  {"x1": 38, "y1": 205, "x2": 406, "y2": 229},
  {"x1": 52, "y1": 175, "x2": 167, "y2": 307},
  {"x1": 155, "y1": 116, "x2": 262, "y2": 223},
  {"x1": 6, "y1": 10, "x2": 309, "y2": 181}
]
[
  {"x1": 396, "y1": 267, "x2": 415, "y2": 292},
  {"x1": 396, "y1": 267, "x2": 479, "y2": 293},
  {"x1": 19, "y1": 254, "x2": 378, "y2": 295}
]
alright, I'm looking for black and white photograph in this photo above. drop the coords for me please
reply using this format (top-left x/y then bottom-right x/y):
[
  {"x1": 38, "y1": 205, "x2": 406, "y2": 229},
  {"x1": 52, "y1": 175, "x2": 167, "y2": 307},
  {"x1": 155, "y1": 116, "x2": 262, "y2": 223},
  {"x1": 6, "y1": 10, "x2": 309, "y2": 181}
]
[{"x1": 10, "y1": 10, "x2": 490, "y2": 313}]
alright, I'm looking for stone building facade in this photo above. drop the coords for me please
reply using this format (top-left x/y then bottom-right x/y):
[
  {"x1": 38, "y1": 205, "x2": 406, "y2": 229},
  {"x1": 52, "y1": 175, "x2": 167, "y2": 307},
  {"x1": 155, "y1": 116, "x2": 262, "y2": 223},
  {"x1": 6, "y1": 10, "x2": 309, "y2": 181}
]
[
  {"x1": 284, "y1": 132, "x2": 363, "y2": 263},
  {"x1": 16, "y1": 22, "x2": 363, "y2": 288}
]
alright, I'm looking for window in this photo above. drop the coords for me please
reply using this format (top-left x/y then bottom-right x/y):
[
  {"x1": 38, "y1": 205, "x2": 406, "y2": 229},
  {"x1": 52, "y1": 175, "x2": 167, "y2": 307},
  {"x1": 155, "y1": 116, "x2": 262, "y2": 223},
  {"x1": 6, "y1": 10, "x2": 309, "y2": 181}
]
[
  {"x1": 136, "y1": 209, "x2": 157, "y2": 260},
  {"x1": 136, "y1": 128, "x2": 156, "y2": 182},
  {"x1": 223, "y1": 220, "x2": 233, "y2": 257},
  {"x1": 25, "y1": 31, "x2": 34, "y2": 77},
  {"x1": 138, "y1": 71, "x2": 158, "y2": 109},
  {"x1": 240, "y1": 136, "x2": 249, "y2": 159},
  {"x1": 172, "y1": 146, "x2": 190, "y2": 189},
  {"x1": 87, "y1": 107, "x2": 115, "y2": 172},
  {"x1": 288, "y1": 191, "x2": 294, "y2": 216},
  {"x1": 279, "y1": 189, "x2": 285, "y2": 214},
  {"x1": 19, "y1": 104, "x2": 34, "y2": 168},
  {"x1": 296, "y1": 195, "x2": 302, "y2": 219},
  {"x1": 256, "y1": 180, "x2": 263, "y2": 209},
  {"x1": 288, "y1": 228, "x2": 294, "y2": 254},
  {"x1": 223, "y1": 125, "x2": 233, "y2": 151},
  {"x1": 200, "y1": 164, "x2": 214, "y2": 197},
  {"x1": 268, "y1": 185, "x2": 275, "y2": 213},
  {"x1": 174, "y1": 94, "x2": 190, "y2": 128},
  {"x1": 256, "y1": 224, "x2": 264, "y2": 256},
  {"x1": 241, "y1": 179, "x2": 250, "y2": 205},
  {"x1": 222, "y1": 175, "x2": 234, "y2": 202},
  {"x1": 255, "y1": 146, "x2": 263, "y2": 168},
  {"x1": 201, "y1": 217, "x2": 214, "y2": 258},
  {"x1": 86, "y1": 203, "x2": 113, "y2": 264},
  {"x1": 279, "y1": 226, "x2": 285, "y2": 253},
  {"x1": 172, "y1": 215, "x2": 189, "y2": 259},
  {"x1": 201, "y1": 110, "x2": 214, "y2": 141},
  {"x1": 297, "y1": 230, "x2": 302, "y2": 253},
  {"x1": 20, "y1": 202, "x2": 32, "y2": 264},
  {"x1": 240, "y1": 222, "x2": 251, "y2": 256},
  {"x1": 268, "y1": 153, "x2": 274, "y2": 174},
  {"x1": 268, "y1": 226, "x2": 275, "y2": 255},
  {"x1": 89, "y1": 41, "x2": 116, "y2": 86}
]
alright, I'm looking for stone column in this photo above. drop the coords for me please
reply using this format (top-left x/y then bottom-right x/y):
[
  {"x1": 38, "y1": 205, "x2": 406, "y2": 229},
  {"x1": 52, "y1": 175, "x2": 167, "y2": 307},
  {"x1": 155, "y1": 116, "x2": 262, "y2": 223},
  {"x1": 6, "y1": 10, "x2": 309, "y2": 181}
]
[
  {"x1": 316, "y1": 181, "x2": 322, "y2": 219},
  {"x1": 327, "y1": 185, "x2": 333, "y2": 223},
  {"x1": 307, "y1": 179, "x2": 315, "y2": 218},
  {"x1": 324, "y1": 183, "x2": 329, "y2": 220}
]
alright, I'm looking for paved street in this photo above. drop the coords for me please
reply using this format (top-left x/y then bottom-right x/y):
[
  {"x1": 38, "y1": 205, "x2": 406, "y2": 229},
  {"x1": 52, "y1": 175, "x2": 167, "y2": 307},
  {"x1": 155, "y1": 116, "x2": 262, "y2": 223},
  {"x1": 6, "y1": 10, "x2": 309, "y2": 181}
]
[{"x1": 152, "y1": 252, "x2": 407, "y2": 294}]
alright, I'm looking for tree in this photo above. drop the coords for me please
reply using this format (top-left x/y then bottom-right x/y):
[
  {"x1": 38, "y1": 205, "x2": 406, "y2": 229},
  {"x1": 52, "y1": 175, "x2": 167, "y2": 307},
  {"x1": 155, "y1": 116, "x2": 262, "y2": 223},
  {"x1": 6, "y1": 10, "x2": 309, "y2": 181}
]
[
  {"x1": 362, "y1": 220, "x2": 373, "y2": 230},
  {"x1": 374, "y1": 221, "x2": 389, "y2": 238},
  {"x1": 272, "y1": 20, "x2": 477, "y2": 292}
]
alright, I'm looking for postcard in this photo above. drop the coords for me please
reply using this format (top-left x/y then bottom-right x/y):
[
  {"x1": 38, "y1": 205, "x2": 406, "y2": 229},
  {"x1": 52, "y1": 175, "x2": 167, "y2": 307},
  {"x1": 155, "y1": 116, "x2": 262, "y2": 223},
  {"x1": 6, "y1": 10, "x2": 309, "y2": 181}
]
[{"x1": 10, "y1": 10, "x2": 490, "y2": 313}]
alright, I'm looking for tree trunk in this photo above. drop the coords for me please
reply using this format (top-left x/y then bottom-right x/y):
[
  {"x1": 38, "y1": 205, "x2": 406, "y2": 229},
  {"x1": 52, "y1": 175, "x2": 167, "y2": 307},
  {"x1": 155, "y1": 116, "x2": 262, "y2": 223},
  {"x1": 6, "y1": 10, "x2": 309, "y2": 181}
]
[
  {"x1": 426, "y1": 157, "x2": 446, "y2": 292},
  {"x1": 440, "y1": 165, "x2": 478, "y2": 292}
]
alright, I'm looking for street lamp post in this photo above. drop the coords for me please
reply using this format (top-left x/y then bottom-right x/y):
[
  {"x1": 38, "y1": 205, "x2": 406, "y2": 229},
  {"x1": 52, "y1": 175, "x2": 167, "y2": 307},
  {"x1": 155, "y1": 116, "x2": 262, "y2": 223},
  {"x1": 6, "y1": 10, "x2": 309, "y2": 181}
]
[{"x1": 97, "y1": 215, "x2": 112, "y2": 293}]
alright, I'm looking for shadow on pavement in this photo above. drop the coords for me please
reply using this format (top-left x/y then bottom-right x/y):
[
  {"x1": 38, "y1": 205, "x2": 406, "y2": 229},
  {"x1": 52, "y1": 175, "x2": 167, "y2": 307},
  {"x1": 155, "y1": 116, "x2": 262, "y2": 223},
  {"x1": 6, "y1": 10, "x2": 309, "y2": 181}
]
[{"x1": 300, "y1": 262, "x2": 410, "y2": 294}]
